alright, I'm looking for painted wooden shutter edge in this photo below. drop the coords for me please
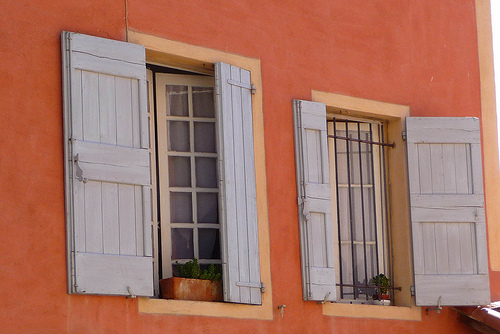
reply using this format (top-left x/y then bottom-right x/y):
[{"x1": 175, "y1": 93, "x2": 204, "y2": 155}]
[
  {"x1": 215, "y1": 62, "x2": 262, "y2": 305},
  {"x1": 293, "y1": 99, "x2": 336, "y2": 302},
  {"x1": 62, "y1": 31, "x2": 76, "y2": 294}
]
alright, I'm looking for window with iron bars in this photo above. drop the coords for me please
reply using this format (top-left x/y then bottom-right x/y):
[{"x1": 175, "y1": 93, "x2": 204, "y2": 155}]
[{"x1": 327, "y1": 117, "x2": 392, "y2": 304}]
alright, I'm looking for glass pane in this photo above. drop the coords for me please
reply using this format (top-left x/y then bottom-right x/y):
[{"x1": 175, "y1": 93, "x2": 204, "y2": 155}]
[
  {"x1": 168, "y1": 156, "x2": 191, "y2": 187},
  {"x1": 171, "y1": 228, "x2": 194, "y2": 259},
  {"x1": 168, "y1": 121, "x2": 190, "y2": 152},
  {"x1": 195, "y1": 157, "x2": 217, "y2": 188},
  {"x1": 192, "y1": 86, "x2": 215, "y2": 118},
  {"x1": 197, "y1": 192, "x2": 218, "y2": 223},
  {"x1": 170, "y1": 192, "x2": 192, "y2": 223},
  {"x1": 198, "y1": 228, "x2": 220, "y2": 259},
  {"x1": 167, "y1": 85, "x2": 188, "y2": 116},
  {"x1": 194, "y1": 122, "x2": 216, "y2": 153}
]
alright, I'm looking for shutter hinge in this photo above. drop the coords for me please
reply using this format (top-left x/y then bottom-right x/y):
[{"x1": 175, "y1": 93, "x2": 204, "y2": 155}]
[
  {"x1": 227, "y1": 79, "x2": 256, "y2": 95},
  {"x1": 410, "y1": 286, "x2": 415, "y2": 296},
  {"x1": 402, "y1": 131, "x2": 407, "y2": 141},
  {"x1": 235, "y1": 281, "x2": 265, "y2": 293}
]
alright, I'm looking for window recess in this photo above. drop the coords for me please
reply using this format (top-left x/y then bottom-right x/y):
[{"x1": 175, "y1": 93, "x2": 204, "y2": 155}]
[
  {"x1": 156, "y1": 73, "x2": 221, "y2": 278},
  {"x1": 328, "y1": 118, "x2": 393, "y2": 303}
]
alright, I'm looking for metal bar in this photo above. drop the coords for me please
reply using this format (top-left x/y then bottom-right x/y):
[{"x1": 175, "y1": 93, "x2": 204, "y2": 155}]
[
  {"x1": 327, "y1": 134, "x2": 395, "y2": 148},
  {"x1": 380, "y1": 124, "x2": 392, "y2": 293},
  {"x1": 345, "y1": 120, "x2": 357, "y2": 299},
  {"x1": 336, "y1": 283, "x2": 401, "y2": 291},
  {"x1": 369, "y1": 123, "x2": 381, "y2": 279},
  {"x1": 332, "y1": 118, "x2": 344, "y2": 299},
  {"x1": 357, "y1": 123, "x2": 369, "y2": 300}
]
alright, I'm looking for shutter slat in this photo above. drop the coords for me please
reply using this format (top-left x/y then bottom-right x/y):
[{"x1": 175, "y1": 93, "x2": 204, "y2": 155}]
[
  {"x1": 102, "y1": 183, "x2": 120, "y2": 254},
  {"x1": 84, "y1": 182, "x2": 103, "y2": 253},
  {"x1": 407, "y1": 117, "x2": 490, "y2": 306},
  {"x1": 216, "y1": 62, "x2": 261, "y2": 305},
  {"x1": 98, "y1": 74, "x2": 117, "y2": 145},
  {"x1": 293, "y1": 100, "x2": 336, "y2": 302},
  {"x1": 63, "y1": 31, "x2": 153, "y2": 296}
]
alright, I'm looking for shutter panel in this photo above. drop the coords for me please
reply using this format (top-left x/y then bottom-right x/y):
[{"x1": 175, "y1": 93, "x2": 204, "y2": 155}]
[
  {"x1": 62, "y1": 32, "x2": 153, "y2": 296},
  {"x1": 293, "y1": 100, "x2": 336, "y2": 302},
  {"x1": 215, "y1": 62, "x2": 261, "y2": 305},
  {"x1": 406, "y1": 117, "x2": 490, "y2": 306}
]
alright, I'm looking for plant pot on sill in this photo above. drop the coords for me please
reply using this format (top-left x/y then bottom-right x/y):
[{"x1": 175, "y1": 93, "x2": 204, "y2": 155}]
[
  {"x1": 160, "y1": 277, "x2": 223, "y2": 302},
  {"x1": 373, "y1": 293, "x2": 390, "y2": 300}
]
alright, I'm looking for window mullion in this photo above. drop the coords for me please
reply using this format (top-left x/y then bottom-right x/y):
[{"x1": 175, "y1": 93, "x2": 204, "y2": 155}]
[{"x1": 188, "y1": 85, "x2": 200, "y2": 262}]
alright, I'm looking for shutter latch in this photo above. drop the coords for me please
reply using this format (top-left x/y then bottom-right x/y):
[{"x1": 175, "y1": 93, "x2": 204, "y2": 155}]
[
  {"x1": 74, "y1": 154, "x2": 88, "y2": 183},
  {"x1": 126, "y1": 286, "x2": 137, "y2": 299},
  {"x1": 317, "y1": 292, "x2": 331, "y2": 304},
  {"x1": 426, "y1": 296, "x2": 442, "y2": 314}
]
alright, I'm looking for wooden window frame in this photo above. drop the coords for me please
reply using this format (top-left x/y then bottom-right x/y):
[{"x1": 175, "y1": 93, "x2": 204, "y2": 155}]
[
  {"x1": 130, "y1": 31, "x2": 273, "y2": 320},
  {"x1": 155, "y1": 73, "x2": 220, "y2": 279},
  {"x1": 312, "y1": 90, "x2": 421, "y2": 320}
]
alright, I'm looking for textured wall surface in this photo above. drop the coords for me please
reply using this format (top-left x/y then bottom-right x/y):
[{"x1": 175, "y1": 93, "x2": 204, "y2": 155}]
[{"x1": 0, "y1": 0, "x2": 491, "y2": 332}]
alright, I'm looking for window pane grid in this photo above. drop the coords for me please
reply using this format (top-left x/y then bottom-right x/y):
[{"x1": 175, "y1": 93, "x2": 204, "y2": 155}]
[
  {"x1": 329, "y1": 118, "x2": 389, "y2": 301},
  {"x1": 165, "y1": 83, "x2": 220, "y2": 273}
]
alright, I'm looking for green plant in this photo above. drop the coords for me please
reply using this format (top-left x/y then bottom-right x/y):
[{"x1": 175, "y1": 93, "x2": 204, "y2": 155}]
[
  {"x1": 177, "y1": 259, "x2": 222, "y2": 281},
  {"x1": 371, "y1": 273, "x2": 390, "y2": 295}
]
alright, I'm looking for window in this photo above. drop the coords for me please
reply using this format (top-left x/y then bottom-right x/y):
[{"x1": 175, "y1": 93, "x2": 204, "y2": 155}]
[
  {"x1": 293, "y1": 95, "x2": 490, "y2": 314},
  {"x1": 328, "y1": 118, "x2": 390, "y2": 303},
  {"x1": 155, "y1": 73, "x2": 221, "y2": 278},
  {"x1": 62, "y1": 31, "x2": 267, "y2": 307}
]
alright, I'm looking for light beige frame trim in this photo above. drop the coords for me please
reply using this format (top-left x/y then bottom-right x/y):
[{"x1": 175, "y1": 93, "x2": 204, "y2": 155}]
[
  {"x1": 129, "y1": 31, "x2": 272, "y2": 320},
  {"x1": 312, "y1": 91, "x2": 421, "y2": 321},
  {"x1": 476, "y1": 0, "x2": 500, "y2": 271}
]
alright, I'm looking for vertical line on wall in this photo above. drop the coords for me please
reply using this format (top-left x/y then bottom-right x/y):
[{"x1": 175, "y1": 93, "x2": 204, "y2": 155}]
[{"x1": 125, "y1": 0, "x2": 129, "y2": 41}]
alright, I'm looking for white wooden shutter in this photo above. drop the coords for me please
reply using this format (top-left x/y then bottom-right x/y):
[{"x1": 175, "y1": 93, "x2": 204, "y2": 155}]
[
  {"x1": 293, "y1": 100, "x2": 336, "y2": 302},
  {"x1": 215, "y1": 62, "x2": 262, "y2": 305},
  {"x1": 62, "y1": 32, "x2": 153, "y2": 296},
  {"x1": 406, "y1": 117, "x2": 490, "y2": 306}
]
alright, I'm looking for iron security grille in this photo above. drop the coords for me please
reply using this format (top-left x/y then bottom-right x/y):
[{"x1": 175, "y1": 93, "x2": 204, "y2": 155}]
[{"x1": 327, "y1": 118, "x2": 391, "y2": 301}]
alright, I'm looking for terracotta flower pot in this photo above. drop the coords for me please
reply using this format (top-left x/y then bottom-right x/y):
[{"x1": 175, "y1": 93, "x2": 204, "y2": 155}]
[
  {"x1": 160, "y1": 277, "x2": 223, "y2": 302},
  {"x1": 373, "y1": 293, "x2": 390, "y2": 300}
]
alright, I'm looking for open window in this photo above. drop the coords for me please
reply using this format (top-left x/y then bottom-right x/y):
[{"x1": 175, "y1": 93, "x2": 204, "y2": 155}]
[
  {"x1": 62, "y1": 31, "x2": 263, "y2": 305},
  {"x1": 293, "y1": 98, "x2": 490, "y2": 308}
]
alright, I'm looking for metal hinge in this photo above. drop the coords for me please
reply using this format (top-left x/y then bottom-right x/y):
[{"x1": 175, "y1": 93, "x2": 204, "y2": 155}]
[
  {"x1": 236, "y1": 281, "x2": 265, "y2": 293},
  {"x1": 402, "y1": 131, "x2": 407, "y2": 141},
  {"x1": 227, "y1": 79, "x2": 256, "y2": 95},
  {"x1": 410, "y1": 286, "x2": 415, "y2": 296}
]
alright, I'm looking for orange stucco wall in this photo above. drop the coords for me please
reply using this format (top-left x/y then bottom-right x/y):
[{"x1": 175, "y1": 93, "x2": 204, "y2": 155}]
[{"x1": 0, "y1": 0, "x2": 494, "y2": 332}]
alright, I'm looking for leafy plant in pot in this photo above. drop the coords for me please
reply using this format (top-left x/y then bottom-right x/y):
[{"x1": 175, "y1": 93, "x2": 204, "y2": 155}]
[
  {"x1": 371, "y1": 273, "x2": 390, "y2": 300},
  {"x1": 160, "y1": 259, "x2": 223, "y2": 302}
]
